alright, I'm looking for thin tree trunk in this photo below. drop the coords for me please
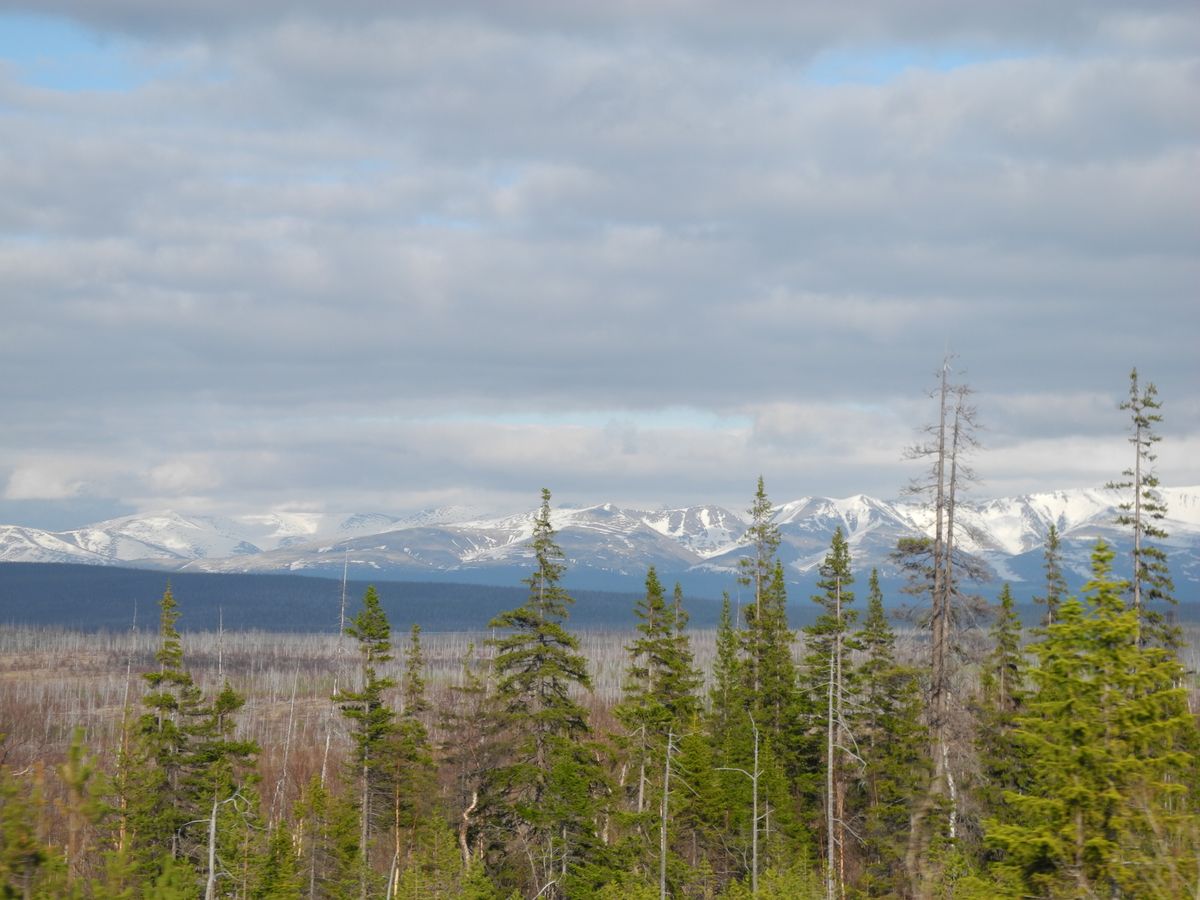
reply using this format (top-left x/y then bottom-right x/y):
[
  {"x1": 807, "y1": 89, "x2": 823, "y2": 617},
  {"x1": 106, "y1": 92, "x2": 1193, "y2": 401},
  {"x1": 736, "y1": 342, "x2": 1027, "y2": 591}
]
[
  {"x1": 205, "y1": 794, "x2": 220, "y2": 900},
  {"x1": 660, "y1": 731, "x2": 672, "y2": 900},
  {"x1": 459, "y1": 790, "x2": 478, "y2": 866}
]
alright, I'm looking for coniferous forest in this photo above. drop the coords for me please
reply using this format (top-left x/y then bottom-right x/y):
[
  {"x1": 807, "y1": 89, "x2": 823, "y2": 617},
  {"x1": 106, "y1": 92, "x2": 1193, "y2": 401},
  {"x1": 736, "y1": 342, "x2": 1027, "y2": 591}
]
[{"x1": 0, "y1": 369, "x2": 1196, "y2": 899}]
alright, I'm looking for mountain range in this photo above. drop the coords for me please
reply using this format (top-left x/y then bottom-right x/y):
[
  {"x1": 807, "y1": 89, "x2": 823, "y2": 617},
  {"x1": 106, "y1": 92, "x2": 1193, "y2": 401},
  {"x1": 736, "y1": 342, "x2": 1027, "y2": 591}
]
[{"x1": 2, "y1": 487, "x2": 1198, "y2": 600}]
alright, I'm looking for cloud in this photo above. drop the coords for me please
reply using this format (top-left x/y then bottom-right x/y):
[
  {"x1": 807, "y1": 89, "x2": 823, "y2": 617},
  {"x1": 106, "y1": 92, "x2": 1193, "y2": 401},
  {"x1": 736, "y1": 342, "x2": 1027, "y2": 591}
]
[{"x1": 0, "y1": 3, "x2": 1196, "y2": 524}]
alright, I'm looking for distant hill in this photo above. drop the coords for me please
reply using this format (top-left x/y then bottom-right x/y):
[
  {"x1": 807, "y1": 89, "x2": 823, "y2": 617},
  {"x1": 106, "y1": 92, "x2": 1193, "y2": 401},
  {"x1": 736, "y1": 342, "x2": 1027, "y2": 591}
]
[
  {"x1": 0, "y1": 563, "x2": 722, "y2": 632},
  {"x1": 2, "y1": 562, "x2": 1198, "y2": 634}
]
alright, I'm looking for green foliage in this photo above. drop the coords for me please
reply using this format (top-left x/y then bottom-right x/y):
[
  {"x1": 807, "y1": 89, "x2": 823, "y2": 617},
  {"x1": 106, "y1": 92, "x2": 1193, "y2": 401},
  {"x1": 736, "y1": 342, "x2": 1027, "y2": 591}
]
[
  {"x1": 707, "y1": 593, "x2": 742, "y2": 750},
  {"x1": 986, "y1": 541, "x2": 1199, "y2": 897},
  {"x1": 335, "y1": 584, "x2": 396, "y2": 874},
  {"x1": 144, "y1": 854, "x2": 198, "y2": 899},
  {"x1": 0, "y1": 764, "x2": 48, "y2": 898},
  {"x1": 392, "y1": 814, "x2": 468, "y2": 899},
  {"x1": 1032, "y1": 525, "x2": 1068, "y2": 627},
  {"x1": 250, "y1": 826, "x2": 303, "y2": 899},
  {"x1": 484, "y1": 489, "x2": 603, "y2": 899},
  {"x1": 851, "y1": 570, "x2": 928, "y2": 897},
  {"x1": 974, "y1": 584, "x2": 1027, "y2": 819},
  {"x1": 1108, "y1": 367, "x2": 1178, "y2": 647},
  {"x1": 392, "y1": 623, "x2": 437, "y2": 858},
  {"x1": 120, "y1": 587, "x2": 260, "y2": 890},
  {"x1": 293, "y1": 775, "x2": 360, "y2": 900},
  {"x1": 736, "y1": 482, "x2": 796, "y2": 744}
]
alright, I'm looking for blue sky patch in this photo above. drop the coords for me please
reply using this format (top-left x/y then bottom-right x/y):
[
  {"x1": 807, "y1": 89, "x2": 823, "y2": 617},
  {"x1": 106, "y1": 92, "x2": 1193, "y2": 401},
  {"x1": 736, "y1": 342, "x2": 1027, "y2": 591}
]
[
  {"x1": 0, "y1": 12, "x2": 144, "y2": 91},
  {"x1": 805, "y1": 43, "x2": 1021, "y2": 85}
]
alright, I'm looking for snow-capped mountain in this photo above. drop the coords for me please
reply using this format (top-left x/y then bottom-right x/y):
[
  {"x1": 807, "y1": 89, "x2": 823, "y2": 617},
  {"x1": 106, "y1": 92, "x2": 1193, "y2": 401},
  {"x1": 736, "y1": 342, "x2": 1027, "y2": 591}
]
[{"x1": 1, "y1": 487, "x2": 1198, "y2": 596}]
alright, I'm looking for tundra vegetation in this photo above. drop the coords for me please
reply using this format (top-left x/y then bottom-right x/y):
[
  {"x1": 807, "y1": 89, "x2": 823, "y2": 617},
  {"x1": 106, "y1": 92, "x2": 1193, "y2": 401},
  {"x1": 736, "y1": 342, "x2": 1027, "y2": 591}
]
[{"x1": 0, "y1": 368, "x2": 1196, "y2": 898}]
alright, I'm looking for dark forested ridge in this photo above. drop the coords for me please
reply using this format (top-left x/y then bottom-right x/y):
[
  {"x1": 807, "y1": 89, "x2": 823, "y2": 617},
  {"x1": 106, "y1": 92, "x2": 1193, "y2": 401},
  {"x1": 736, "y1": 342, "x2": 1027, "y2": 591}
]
[
  {"x1": 5, "y1": 562, "x2": 1173, "y2": 633},
  {"x1": 0, "y1": 563, "x2": 695, "y2": 631}
]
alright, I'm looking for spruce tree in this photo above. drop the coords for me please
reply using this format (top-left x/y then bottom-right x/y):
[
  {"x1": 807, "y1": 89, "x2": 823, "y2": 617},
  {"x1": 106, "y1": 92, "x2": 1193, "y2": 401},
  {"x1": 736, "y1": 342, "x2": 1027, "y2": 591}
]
[
  {"x1": 734, "y1": 481, "x2": 799, "y2": 776},
  {"x1": 737, "y1": 476, "x2": 782, "y2": 704},
  {"x1": 800, "y1": 527, "x2": 857, "y2": 898},
  {"x1": 389, "y1": 624, "x2": 436, "y2": 893},
  {"x1": 851, "y1": 570, "x2": 927, "y2": 896},
  {"x1": 294, "y1": 775, "x2": 359, "y2": 900},
  {"x1": 986, "y1": 541, "x2": 1198, "y2": 896},
  {"x1": 615, "y1": 567, "x2": 676, "y2": 822},
  {"x1": 484, "y1": 488, "x2": 601, "y2": 899},
  {"x1": 707, "y1": 594, "x2": 742, "y2": 751},
  {"x1": 1032, "y1": 525, "x2": 1068, "y2": 627},
  {"x1": 130, "y1": 585, "x2": 204, "y2": 878},
  {"x1": 613, "y1": 570, "x2": 703, "y2": 890},
  {"x1": 1107, "y1": 367, "x2": 1178, "y2": 647},
  {"x1": 974, "y1": 584, "x2": 1026, "y2": 820},
  {"x1": 334, "y1": 585, "x2": 396, "y2": 899},
  {"x1": 126, "y1": 585, "x2": 259, "y2": 892}
]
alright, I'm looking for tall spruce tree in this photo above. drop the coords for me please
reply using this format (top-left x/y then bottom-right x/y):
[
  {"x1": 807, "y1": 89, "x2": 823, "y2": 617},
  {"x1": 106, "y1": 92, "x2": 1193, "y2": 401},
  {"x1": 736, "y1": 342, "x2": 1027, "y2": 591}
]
[
  {"x1": 613, "y1": 570, "x2": 703, "y2": 889},
  {"x1": 708, "y1": 594, "x2": 742, "y2": 751},
  {"x1": 1107, "y1": 367, "x2": 1178, "y2": 647},
  {"x1": 484, "y1": 488, "x2": 602, "y2": 899},
  {"x1": 986, "y1": 541, "x2": 1198, "y2": 896},
  {"x1": 735, "y1": 481, "x2": 798, "y2": 765},
  {"x1": 974, "y1": 584, "x2": 1026, "y2": 821},
  {"x1": 800, "y1": 527, "x2": 857, "y2": 899},
  {"x1": 388, "y1": 624, "x2": 436, "y2": 896},
  {"x1": 615, "y1": 569, "x2": 701, "y2": 817},
  {"x1": 333, "y1": 585, "x2": 396, "y2": 900},
  {"x1": 851, "y1": 571, "x2": 927, "y2": 896},
  {"x1": 1032, "y1": 525, "x2": 1068, "y2": 628},
  {"x1": 738, "y1": 476, "x2": 782, "y2": 703}
]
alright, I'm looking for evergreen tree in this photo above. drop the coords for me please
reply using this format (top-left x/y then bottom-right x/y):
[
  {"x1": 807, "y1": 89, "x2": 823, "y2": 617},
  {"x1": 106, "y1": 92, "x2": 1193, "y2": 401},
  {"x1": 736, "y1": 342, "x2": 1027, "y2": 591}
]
[
  {"x1": 484, "y1": 489, "x2": 602, "y2": 899},
  {"x1": 129, "y1": 585, "x2": 206, "y2": 878},
  {"x1": 1031, "y1": 525, "x2": 1068, "y2": 627},
  {"x1": 1107, "y1": 367, "x2": 1178, "y2": 647},
  {"x1": 974, "y1": 584, "x2": 1026, "y2": 821},
  {"x1": 392, "y1": 814, "x2": 469, "y2": 899},
  {"x1": 124, "y1": 586, "x2": 259, "y2": 894},
  {"x1": 733, "y1": 481, "x2": 799, "y2": 787},
  {"x1": 850, "y1": 571, "x2": 927, "y2": 896},
  {"x1": 799, "y1": 527, "x2": 857, "y2": 897},
  {"x1": 614, "y1": 570, "x2": 702, "y2": 820},
  {"x1": 56, "y1": 726, "x2": 109, "y2": 889},
  {"x1": 666, "y1": 582, "x2": 703, "y2": 727},
  {"x1": 736, "y1": 478, "x2": 783, "y2": 705},
  {"x1": 389, "y1": 624, "x2": 436, "y2": 893},
  {"x1": 707, "y1": 593, "x2": 742, "y2": 750},
  {"x1": 251, "y1": 825, "x2": 303, "y2": 899},
  {"x1": 334, "y1": 585, "x2": 396, "y2": 899},
  {"x1": 294, "y1": 775, "x2": 360, "y2": 900},
  {"x1": 615, "y1": 567, "x2": 675, "y2": 823},
  {"x1": 986, "y1": 541, "x2": 1198, "y2": 896},
  {"x1": 189, "y1": 679, "x2": 260, "y2": 900},
  {"x1": 0, "y1": 763, "x2": 49, "y2": 898}
]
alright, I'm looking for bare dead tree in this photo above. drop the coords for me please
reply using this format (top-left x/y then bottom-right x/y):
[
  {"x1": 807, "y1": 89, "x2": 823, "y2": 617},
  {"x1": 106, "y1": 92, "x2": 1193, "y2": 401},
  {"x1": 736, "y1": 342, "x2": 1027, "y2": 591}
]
[{"x1": 898, "y1": 359, "x2": 985, "y2": 895}]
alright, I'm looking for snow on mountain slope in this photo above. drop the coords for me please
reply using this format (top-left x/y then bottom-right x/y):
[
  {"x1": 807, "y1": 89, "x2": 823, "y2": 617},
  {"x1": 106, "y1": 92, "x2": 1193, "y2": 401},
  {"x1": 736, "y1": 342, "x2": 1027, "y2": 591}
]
[
  {"x1": 0, "y1": 525, "x2": 107, "y2": 565},
  {"x1": 2, "y1": 487, "x2": 1198, "y2": 588},
  {"x1": 641, "y1": 505, "x2": 745, "y2": 555}
]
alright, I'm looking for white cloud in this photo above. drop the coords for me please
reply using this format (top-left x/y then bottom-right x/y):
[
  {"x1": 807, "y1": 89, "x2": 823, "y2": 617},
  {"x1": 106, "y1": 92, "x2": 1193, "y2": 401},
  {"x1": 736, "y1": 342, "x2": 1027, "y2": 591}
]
[{"x1": 0, "y1": 2, "x2": 1196, "y2": 524}]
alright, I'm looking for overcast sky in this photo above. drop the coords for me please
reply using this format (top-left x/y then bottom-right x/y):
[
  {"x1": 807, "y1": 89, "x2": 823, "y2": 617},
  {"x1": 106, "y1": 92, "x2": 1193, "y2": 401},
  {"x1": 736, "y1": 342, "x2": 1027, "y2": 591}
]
[{"x1": 1, "y1": 1, "x2": 1197, "y2": 529}]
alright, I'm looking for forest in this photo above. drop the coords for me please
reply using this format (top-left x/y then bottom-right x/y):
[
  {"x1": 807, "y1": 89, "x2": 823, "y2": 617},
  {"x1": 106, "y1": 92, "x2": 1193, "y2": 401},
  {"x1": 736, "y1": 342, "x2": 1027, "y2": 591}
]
[{"x1": 0, "y1": 370, "x2": 1195, "y2": 899}]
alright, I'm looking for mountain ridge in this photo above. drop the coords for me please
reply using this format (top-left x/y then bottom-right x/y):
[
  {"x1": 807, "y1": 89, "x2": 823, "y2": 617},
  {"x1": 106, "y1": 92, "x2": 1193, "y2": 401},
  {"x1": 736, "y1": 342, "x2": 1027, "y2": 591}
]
[{"x1": 1, "y1": 487, "x2": 1197, "y2": 596}]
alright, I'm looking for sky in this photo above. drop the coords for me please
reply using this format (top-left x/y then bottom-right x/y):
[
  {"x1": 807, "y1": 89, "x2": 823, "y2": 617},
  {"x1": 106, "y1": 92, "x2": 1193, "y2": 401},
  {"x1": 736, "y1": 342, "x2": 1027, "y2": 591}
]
[{"x1": 0, "y1": 1, "x2": 1197, "y2": 530}]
